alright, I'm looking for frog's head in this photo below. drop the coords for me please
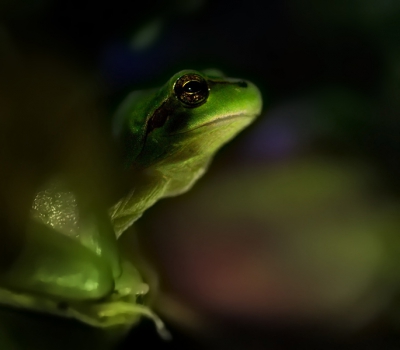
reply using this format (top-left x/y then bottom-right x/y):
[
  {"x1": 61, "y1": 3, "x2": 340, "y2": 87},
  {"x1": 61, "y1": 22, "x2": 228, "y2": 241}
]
[{"x1": 115, "y1": 69, "x2": 262, "y2": 171}]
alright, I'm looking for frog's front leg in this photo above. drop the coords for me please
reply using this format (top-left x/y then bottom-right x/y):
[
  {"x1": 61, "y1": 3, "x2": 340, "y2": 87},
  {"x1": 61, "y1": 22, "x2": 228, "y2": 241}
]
[{"x1": 110, "y1": 170, "x2": 169, "y2": 237}]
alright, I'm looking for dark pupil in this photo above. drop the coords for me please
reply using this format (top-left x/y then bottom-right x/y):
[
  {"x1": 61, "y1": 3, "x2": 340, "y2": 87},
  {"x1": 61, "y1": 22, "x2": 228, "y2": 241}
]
[{"x1": 183, "y1": 81, "x2": 202, "y2": 93}]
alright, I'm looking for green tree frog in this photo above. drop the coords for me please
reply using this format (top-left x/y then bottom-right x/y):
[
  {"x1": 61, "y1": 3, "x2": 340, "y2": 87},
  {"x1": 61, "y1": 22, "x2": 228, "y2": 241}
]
[{"x1": 0, "y1": 70, "x2": 262, "y2": 339}]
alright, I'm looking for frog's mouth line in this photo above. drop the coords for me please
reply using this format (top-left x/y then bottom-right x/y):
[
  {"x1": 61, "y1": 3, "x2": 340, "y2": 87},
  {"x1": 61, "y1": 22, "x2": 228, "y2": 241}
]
[{"x1": 171, "y1": 113, "x2": 254, "y2": 135}]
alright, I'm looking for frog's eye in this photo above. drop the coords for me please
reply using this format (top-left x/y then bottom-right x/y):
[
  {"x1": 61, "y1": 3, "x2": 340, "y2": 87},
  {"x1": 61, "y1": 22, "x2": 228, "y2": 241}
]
[{"x1": 173, "y1": 74, "x2": 209, "y2": 107}]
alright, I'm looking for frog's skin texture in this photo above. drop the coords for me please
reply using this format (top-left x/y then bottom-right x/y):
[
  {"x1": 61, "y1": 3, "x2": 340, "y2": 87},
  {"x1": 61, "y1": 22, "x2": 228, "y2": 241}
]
[{"x1": 0, "y1": 70, "x2": 262, "y2": 335}]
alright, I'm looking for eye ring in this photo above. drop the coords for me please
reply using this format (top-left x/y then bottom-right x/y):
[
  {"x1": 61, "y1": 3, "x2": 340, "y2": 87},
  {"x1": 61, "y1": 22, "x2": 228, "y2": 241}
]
[{"x1": 173, "y1": 73, "x2": 209, "y2": 107}]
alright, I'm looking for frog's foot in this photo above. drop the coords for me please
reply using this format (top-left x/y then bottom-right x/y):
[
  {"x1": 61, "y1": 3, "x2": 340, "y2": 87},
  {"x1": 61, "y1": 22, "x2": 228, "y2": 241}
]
[
  {"x1": 70, "y1": 301, "x2": 171, "y2": 340},
  {"x1": 0, "y1": 287, "x2": 170, "y2": 340}
]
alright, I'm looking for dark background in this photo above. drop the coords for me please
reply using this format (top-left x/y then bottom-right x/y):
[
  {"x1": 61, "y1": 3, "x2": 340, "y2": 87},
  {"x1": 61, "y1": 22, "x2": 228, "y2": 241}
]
[{"x1": 1, "y1": 0, "x2": 400, "y2": 349}]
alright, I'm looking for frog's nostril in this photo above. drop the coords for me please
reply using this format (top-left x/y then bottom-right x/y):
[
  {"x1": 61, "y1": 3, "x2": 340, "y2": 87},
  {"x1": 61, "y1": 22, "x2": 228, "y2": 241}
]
[{"x1": 237, "y1": 81, "x2": 248, "y2": 88}]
